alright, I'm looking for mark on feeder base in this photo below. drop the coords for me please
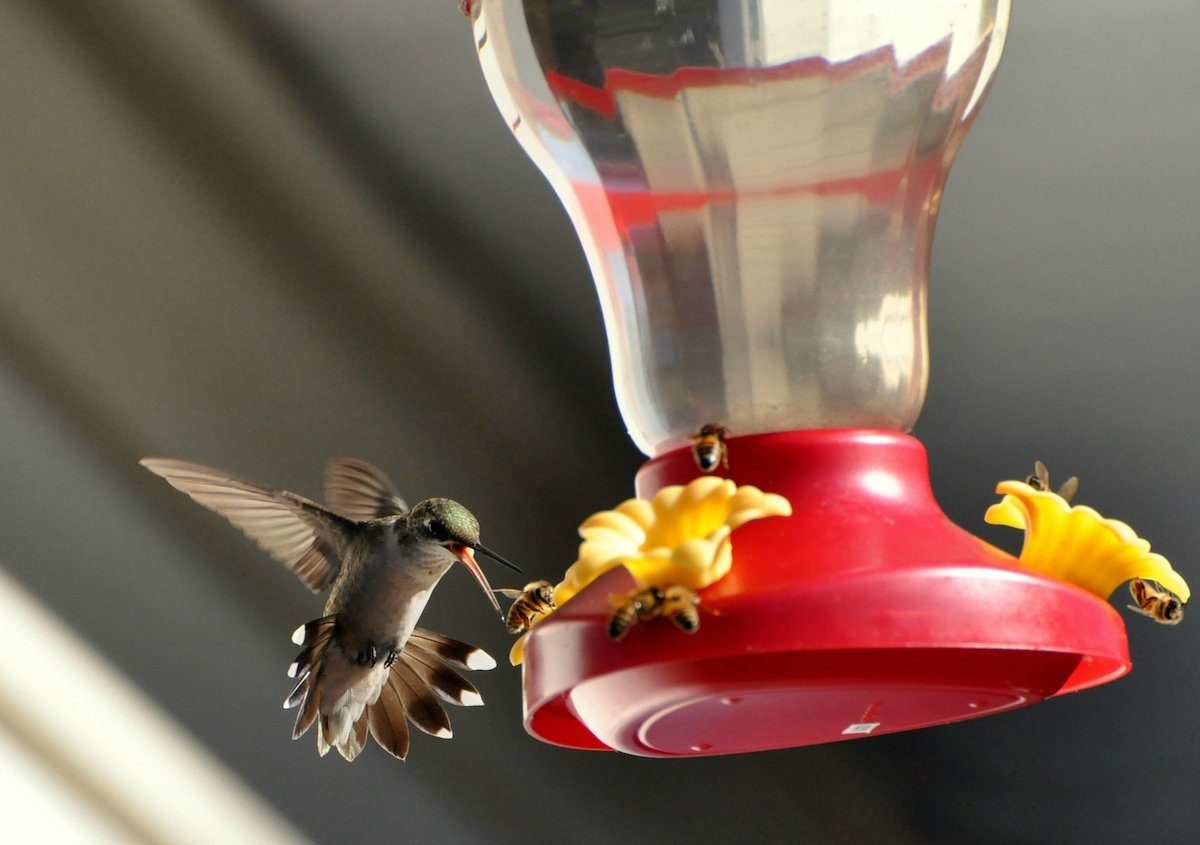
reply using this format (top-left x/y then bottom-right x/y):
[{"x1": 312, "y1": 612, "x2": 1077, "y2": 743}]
[{"x1": 841, "y1": 722, "x2": 881, "y2": 736}]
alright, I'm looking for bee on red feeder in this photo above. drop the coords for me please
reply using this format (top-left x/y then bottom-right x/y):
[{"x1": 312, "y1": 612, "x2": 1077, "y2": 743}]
[
  {"x1": 608, "y1": 585, "x2": 704, "y2": 640},
  {"x1": 691, "y1": 424, "x2": 729, "y2": 473}
]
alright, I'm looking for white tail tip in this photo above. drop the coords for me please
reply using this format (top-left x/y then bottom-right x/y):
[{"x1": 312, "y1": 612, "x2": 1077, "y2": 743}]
[{"x1": 465, "y1": 650, "x2": 496, "y2": 671}]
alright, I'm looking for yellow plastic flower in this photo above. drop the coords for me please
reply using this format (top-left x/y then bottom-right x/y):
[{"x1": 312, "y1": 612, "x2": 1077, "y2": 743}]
[
  {"x1": 985, "y1": 479, "x2": 1189, "y2": 603},
  {"x1": 510, "y1": 477, "x2": 792, "y2": 664}
]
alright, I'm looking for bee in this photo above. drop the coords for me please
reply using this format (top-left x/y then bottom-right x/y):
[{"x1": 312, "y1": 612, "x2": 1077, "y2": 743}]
[
  {"x1": 691, "y1": 424, "x2": 729, "y2": 473},
  {"x1": 496, "y1": 580, "x2": 556, "y2": 634},
  {"x1": 660, "y1": 585, "x2": 702, "y2": 633},
  {"x1": 1026, "y1": 460, "x2": 1079, "y2": 503},
  {"x1": 607, "y1": 598, "x2": 642, "y2": 641},
  {"x1": 1127, "y1": 578, "x2": 1185, "y2": 625},
  {"x1": 608, "y1": 585, "x2": 703, "y2": 640}
]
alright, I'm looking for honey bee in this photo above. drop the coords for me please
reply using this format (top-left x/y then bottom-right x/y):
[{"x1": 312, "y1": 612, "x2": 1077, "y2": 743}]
[
  {"x1": 1127, "y1": 578, "x2": 1185, "y2": 625},
  {"x1": 1026, "y1": 460, "x2": 1079, "y2": 503},
  {"x1": 608, "y1": 585, "x2": 703, "y2": 640},
  {"x1": 691, "y1": 424, "x2": 729, "y2": 473},
  {"x1": 607, "y1": 599, "x2": 641, "y2": 641},
  {"x1": 496, "y1": 581, "x2": 556, "y2": 634}
]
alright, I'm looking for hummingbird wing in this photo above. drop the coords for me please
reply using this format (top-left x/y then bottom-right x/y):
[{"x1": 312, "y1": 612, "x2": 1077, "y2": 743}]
[
  {"x1": 140, "y1": 458, "x2": 355, "y2": 593},
  {"x1": 323, "y1": 458, "x2": 409, "y2": 521}
]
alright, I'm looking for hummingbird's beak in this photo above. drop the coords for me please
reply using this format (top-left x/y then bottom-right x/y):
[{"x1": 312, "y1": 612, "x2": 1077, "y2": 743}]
[
  {"x1": 451, "y1": 543, "x2": 521, "y2": 616},
  {"x1": 472, "y1": 542, "x2": 523, "y2": 575}
]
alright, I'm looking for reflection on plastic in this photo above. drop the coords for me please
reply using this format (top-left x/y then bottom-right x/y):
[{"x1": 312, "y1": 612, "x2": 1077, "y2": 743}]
[{"x1": 474, "y1": 1, "x2": 1011, "y2": 455}]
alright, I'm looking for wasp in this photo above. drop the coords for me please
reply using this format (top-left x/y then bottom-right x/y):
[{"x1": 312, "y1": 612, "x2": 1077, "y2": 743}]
[
  {"x1": 1026, "y1": 460, "x2": 1079, "y2": 503},
  {"x1": 608, "y1": 585, "x2": 703, "y2": 640},
  {"x1": 496, "y1": 580, "x2": 556, "y2": 634},
  {"x1": 691, "y1": 424, "x2": 729, "y2": 473},
  {"x1": 1127, "y1": 578, "x2": 1185, "y2": 625}
]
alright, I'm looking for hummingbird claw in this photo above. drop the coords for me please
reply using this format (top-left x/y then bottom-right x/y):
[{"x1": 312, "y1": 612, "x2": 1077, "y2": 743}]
[
  {"x1": 355, "y1": 642, "x2": 379, "y2": 668},
  {"x1": 384, "y1": 650, "x2": 398, "y2": 669}
]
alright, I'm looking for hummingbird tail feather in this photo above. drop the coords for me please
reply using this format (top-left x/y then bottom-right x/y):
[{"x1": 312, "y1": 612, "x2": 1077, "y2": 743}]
[
  {"x1": 318, "y1": 648, "x2": 388, "y2": 755},
  {"x1": 316, "y1": 717, "x2": 331, "y2": 757},
  {"x1": 285, "y1": 616, "x2": 336, "y2": 741},
  {"x1": 287, "y1": 617, "x2": 337, "y2": 680},
  {"x1": 335, "y1": 713, "x2": 370, "y2": 762},
  {"x1": 407, "y1": 628, "x2": 497, "y2": 671},
  {"x1": 286, "y1": 618, "x2": 386, "y2": 759},
  {"x1": 387, "y1": 661, "x2": 453, "y2": 739},
  {"x1": 401, "y1": 644, "x2": 484, "y2": 707},
  {"x1": 285, "y1": 623, "x2": 496, "y2": 762},
  {"x1": 367, "y1": 677, "x2": 411, "y2": 760}
]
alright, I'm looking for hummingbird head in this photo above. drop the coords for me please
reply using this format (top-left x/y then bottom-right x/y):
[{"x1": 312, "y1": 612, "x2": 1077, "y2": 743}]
[{"x1": 407, "y1": 498, "x2": 522, "y2": 616}]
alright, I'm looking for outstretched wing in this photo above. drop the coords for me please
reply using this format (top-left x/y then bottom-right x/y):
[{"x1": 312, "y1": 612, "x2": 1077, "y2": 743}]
[
  {"x1": 323, "y1": 458, "x2": 409, "y2": 521},
  {"x1": 140, "y1": 457, "x2": 353, "y2": 593}
]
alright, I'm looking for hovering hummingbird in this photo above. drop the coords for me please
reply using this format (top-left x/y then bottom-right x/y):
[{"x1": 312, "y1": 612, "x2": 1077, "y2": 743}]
[{"x1": 140, "y1": 456, "x2": 521, "y2": 761}]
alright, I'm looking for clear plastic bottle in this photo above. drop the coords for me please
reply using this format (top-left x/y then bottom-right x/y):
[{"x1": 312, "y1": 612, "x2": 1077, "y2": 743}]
[{"x1": 474, "y1": 1, "x2": 1010, "y2": 456}]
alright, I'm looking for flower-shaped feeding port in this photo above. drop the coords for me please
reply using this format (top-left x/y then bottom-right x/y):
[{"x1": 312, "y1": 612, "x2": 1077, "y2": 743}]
[
  {"x1": 985, "y1": 478, "x2": 1189, "y2": 608},
  {"x1": 509, "y1": 478, "x2": 792, "y2": 665}
]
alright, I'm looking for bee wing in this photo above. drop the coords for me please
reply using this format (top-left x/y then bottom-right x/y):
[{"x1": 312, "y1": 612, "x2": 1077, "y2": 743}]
[
  {"x1": 1129, "y1": 579, "x2": 1150, "y2": 604},
  {"x1": 1126, "y1": 602, "x2": 1156, "y2": 618},
  {"x1": 1057, "y1": 476, "x2": 1079, "y2": 503},
  {"x1": 323, "y1": 458, "x2": 409, "y2": 520},
  {"x1": 140, "y1": 458, "x2": 353, "y2": 594},
  {"x1": 494, "y1": 588, "x2": 525, "y2": 599},
  {"x1": 1034, "y1": 460, "x2": 1051, "y2": 489}
]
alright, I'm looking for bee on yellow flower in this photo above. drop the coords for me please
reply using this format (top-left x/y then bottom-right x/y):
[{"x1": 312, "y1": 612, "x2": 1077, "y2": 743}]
[
  {"x1": 985, "y1": 462, "x2": 1188, "y2": 621},
  {"x1": 505, "y1": 477, "x2": 791, "y2": 664}
]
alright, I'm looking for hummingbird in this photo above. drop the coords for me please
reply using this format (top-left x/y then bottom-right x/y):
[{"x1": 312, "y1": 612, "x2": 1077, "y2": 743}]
[{"x1": 140, "y1": 456, "x2": 522, "y2": 761}]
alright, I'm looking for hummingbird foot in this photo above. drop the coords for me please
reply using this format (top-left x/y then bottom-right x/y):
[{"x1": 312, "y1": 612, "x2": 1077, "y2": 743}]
[
  {"x1": 354, "y1": 642, "x2": 379, "y2": 668},
  {"x1": 384, "y1": 650, "x2": 399, "y2": 669}
]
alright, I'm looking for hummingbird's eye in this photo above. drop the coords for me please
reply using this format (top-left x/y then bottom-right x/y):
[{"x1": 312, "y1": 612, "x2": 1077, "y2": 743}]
[{"x1": 426, "y1": 520, "x2": 450, "y2": 542}]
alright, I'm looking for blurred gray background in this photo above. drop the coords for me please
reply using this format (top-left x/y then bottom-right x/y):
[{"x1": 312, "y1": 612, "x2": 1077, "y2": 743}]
[{"x1": 0, "y1": 1, "x2": 1196, "y2": 843}]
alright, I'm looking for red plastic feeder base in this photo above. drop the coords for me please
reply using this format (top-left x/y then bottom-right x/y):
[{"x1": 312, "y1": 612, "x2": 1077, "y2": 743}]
[{"x1": 520, "y1": 429, "x2": 1130, "y2": 757}]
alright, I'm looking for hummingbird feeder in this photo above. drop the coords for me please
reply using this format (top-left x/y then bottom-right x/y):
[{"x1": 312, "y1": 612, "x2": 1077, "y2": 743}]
[{"x1": 469, "y1": 0, "x2": 1136, "y2": 757}]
